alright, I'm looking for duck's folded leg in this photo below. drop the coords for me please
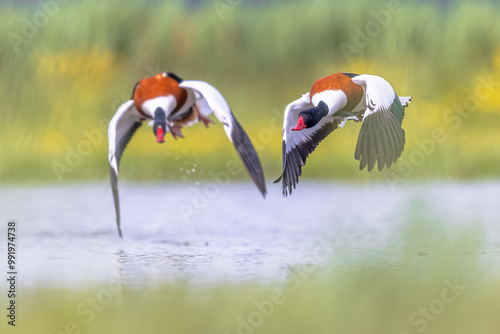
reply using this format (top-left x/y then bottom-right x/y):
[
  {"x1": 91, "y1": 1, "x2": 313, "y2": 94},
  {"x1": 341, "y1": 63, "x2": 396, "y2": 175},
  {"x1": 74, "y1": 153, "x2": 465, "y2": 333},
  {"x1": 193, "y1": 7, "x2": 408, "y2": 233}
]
[
  {"x1": 168, "y1": 124, "x2": 184, "y2": 140},
  {"x1": 199, "y1": 114, "x2": 215, "y2": 128}
]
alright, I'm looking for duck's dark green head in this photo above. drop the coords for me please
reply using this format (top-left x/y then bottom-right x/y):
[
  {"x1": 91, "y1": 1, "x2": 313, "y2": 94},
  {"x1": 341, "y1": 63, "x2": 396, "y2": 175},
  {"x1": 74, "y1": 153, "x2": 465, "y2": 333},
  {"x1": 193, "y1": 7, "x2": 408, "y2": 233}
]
[{"x1": 291, "y1": 101, "x2": 329, "y2": 131}]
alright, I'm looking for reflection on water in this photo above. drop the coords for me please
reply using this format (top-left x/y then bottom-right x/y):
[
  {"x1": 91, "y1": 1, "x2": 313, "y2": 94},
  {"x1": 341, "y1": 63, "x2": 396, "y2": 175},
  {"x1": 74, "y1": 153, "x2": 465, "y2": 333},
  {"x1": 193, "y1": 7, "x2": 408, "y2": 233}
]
[{"x1": 0, "y1": 181, "x2": 499, "y2": 288}]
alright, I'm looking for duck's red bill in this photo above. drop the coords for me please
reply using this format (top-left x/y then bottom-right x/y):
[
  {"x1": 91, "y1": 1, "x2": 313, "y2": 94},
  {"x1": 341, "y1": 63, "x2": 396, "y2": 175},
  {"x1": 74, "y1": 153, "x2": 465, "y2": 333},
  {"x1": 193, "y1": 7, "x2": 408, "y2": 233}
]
[
  {"x1": 156, "y1": 127, "x2": 165, "y2": 143},
  {"x1": 291, "y1": 116, "x2": 306, "y2": 131}
]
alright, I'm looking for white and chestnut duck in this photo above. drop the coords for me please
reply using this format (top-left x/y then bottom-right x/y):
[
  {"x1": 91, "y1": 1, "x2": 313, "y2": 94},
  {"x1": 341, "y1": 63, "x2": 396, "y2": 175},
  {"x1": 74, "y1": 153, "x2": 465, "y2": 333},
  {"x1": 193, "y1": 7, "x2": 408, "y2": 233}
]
[
  {"x1": 108, "y1": 72, "x2": 267, "y2": 237},
  {"x1": 275, "y1": 72, "x2": 412, "y2": 196}
]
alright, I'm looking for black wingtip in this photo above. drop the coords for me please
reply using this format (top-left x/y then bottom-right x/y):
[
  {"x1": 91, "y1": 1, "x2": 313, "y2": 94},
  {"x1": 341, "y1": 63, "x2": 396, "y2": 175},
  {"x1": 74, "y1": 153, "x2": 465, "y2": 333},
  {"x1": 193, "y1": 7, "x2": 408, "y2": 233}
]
[
  {"x1": 254, "y1": 170, "x2": 267, "y2": 199},
  {"x1": 252, "y1": 175, "x2": 267, "y2": 199},
  {"x1": 343, "y1": 72, "x2": 361, "y2": 78},
  {"x1": 277, "y1": 122, "x2": 338, "y2": 198},
  {"x1": 273, "y1": 174, "x2": 283, "y2": 184},
  {"x1": 131, "y1": 81, "x2": 140, "y2": 100},
  {"x1": 229, "y1": 116, "x2": 267, "y2": 199},
  {"x1": 260, "y1": 187, "x2": 267, "y2": 199},
  {"x1": 167, "y1": 72, "x2": 184, "y2": 83},
  {"x1": 253, "y1": 170, "x2": 267, "y2": 199}
]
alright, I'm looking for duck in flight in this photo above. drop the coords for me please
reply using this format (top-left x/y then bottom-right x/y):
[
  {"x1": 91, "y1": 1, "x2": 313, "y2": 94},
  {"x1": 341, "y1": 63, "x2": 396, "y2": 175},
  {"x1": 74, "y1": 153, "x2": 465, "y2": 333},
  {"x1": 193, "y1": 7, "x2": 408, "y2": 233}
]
[
  {"x1": 275, "y1": 72, "x2": 412, "y2": 197},
  {"x1": 108, "y1": 72, "x2": 267, "y2": 237}
]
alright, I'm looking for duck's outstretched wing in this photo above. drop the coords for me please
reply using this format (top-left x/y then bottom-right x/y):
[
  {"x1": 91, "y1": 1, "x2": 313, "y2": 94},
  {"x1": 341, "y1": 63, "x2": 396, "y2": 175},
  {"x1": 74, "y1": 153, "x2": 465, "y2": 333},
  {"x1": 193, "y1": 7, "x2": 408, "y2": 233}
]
[
  {"x1": 352, "y1": 75, "x2": 412, "y2": 172},
  {"x1": 178, "y1": 80, "x2": 267, "y2": 197},
  {"x1": 274, "y1": 93, "x2": 339, "y2": 197},
  {"x1": 108, "y1": 100, "x2": 143, "y2": 237}
]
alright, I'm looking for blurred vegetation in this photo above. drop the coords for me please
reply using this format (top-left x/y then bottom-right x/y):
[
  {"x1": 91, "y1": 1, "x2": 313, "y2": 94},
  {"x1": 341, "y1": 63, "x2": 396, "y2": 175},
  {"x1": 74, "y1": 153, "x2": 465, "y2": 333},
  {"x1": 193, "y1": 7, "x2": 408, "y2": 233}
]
[
  {"x1": 17, "y1": 217, "x2": 500, "y2": 333},
  {"x1": 1, "y1": 0, "x2": 500, "y2": 183}
]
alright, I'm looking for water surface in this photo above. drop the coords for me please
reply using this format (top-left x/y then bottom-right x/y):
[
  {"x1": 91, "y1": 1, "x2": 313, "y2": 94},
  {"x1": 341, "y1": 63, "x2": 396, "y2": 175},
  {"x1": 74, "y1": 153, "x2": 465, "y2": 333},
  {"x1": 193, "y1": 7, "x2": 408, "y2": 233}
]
[{"x1": 0, "y1": 181, "x2": 499, "y2": 288}]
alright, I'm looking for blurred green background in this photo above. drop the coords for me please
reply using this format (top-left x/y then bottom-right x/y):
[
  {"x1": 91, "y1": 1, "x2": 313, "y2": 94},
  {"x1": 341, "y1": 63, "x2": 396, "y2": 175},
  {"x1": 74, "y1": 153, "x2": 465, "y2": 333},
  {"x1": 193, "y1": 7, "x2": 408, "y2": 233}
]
[
  {"x1": 2, "y1": 2, "x2": 500, "y2": 333},
  {"x1": 1, "y1": 0, "x2": 500, "y2": 184}
]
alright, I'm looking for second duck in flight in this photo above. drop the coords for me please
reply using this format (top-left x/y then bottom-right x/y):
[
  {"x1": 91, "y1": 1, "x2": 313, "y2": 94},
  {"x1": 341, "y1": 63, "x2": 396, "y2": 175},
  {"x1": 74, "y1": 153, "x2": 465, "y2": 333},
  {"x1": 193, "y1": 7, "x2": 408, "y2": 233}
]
[{"x1": 275, "y1": 72, "x2": 412, "y2": 196}]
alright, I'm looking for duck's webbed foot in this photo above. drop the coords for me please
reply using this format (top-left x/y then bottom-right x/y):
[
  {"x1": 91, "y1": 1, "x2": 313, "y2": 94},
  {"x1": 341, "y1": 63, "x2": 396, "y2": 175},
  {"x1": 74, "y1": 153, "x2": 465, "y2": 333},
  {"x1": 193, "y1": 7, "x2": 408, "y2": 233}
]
[
  {"x1": 168, "y1": 124, "x2": 184, "y2": 140},
  {"x1": 199, "y1": 114, "x2": 215, "y2": 128}
]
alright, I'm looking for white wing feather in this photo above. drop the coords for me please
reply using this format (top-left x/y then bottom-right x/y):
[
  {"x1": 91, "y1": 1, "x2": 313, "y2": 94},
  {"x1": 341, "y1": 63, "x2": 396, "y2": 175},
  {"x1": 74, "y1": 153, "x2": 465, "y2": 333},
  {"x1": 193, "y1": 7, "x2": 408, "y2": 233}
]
[
  {"x1": 178, "y1": 80, "x2": 267, "y2": 196},
  {"x1": 351, "y1": 75, "x2": 396, "y2": 117},
  {"x1": 179, "y1": 80, "x2": 234, "y2": 141},
  {"x1": 108, "y1": 100, "x2": 143, "y2": 175},
  {"x1": 282, "y1": 93, "x2": 313, "y2": 152},
  {"x1": 107, "y1": 99, "x2": 143, "y2": 238}
]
